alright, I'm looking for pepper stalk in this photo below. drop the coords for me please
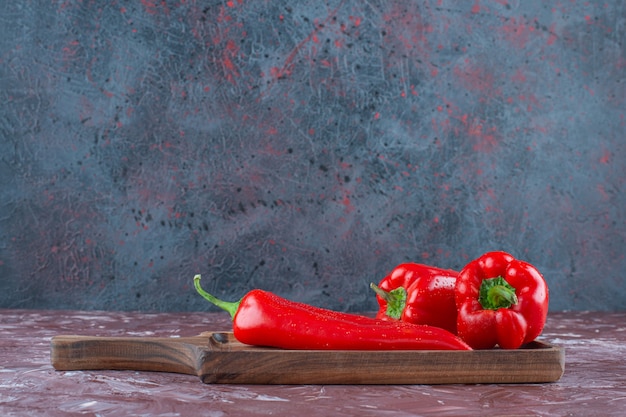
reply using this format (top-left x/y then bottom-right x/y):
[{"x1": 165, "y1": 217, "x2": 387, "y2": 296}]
[
  {"x1": 478, "y1": 276, "x2": 518, "y2": 310},
  {"x1": 370, "y1": 283, "x2": 407, "y2": 320}
]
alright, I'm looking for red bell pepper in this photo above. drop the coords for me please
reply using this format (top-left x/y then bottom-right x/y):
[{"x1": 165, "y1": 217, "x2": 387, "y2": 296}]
[
  {"x1": 455, "y1": 251, "x2": 549, "y2": 349},
  {"x1": 194, "y1": 275, "x2": 471, "y2": 351},
  {"x1": 370, "y1": 263, "x2": 458, "y2": 334}
]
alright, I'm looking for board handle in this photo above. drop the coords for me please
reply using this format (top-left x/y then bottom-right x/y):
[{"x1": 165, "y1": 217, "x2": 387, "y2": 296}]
[{"x1": 50, "y1": 335, "x2": 211, "y2": 376}]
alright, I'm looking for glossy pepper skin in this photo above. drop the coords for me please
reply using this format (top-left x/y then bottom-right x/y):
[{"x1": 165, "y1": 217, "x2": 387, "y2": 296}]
[
  {"x1": 371, "y1": 263, "x2": 458, "y2": 334},
  {"x1": 194, "y1": 275, "x2": 471, "y2": 351},
  {"x1": 455, "y1": 251, "x2": 549, "y2": 350}
]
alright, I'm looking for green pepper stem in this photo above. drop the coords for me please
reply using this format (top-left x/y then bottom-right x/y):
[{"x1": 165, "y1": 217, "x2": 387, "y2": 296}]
[
  {"x1": 193, "y1": 274, "x2": 240, "y2": 319},
  {"x1": 370, "y1": 283, "x2": 391, "y2": 302},
  {"x1": 478, "y1": 276, "x2": 518, "y2": 310},
  {"x1": 370, "y1": 283, "x2": 407, "y2": 320}
]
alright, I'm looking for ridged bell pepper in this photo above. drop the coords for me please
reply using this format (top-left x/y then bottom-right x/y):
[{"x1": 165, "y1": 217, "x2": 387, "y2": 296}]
[
  {"x1": 370, "y1": 263, "x2": 458, "y2": 334},
  {"x1": 455, "y1": 251, "x2": 549, "y2": 349}
]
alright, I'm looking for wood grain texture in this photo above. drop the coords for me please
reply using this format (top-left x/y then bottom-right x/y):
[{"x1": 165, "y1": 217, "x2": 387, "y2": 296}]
[
  {"x1": 50, "y1": 334, "x2": 211, "y2": 375},
  {"x1": 51, "y1": 332, "x2": 564, "y2": 385}
]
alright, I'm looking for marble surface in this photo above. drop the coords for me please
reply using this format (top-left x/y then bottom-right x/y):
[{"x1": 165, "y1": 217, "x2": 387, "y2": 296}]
[
  {"x1": 1, "y1": 309, "x2": 625, "y2": 416},
  {"x1": 2, "y1": 1, "x2": 625, "y2": 313}
]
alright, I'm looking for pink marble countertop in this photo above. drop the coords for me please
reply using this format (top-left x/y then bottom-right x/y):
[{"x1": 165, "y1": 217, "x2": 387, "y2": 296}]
[{"x1": 1, "y1": 309, "x2": 625, "y2": 416}]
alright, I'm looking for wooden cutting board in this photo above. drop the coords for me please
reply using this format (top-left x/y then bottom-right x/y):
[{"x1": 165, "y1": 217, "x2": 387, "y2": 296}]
[{"x1": 50, "y1": 332, "x2": 564, "y2": 384}]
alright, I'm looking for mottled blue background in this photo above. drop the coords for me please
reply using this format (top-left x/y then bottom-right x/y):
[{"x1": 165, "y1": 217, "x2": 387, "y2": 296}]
[{"x1": 1, "y1": 1, "x2": 624, "y2": 312}]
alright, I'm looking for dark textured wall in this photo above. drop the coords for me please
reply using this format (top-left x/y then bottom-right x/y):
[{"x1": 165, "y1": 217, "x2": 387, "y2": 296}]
[{"x1": 1, "y1": 1, "x2": 624, "y2": 312}]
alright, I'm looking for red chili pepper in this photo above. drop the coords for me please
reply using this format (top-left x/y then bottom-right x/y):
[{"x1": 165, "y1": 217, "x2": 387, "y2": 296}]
[
  {"x1": 455, "y1": 251, "x2": 549, "y2": 349},
  {"x1": 370, "y1": 263, "x2": 458, "y2": 334},
  {"x1": 194, "y1": 275, "x2": 471, "y2": 351}
]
